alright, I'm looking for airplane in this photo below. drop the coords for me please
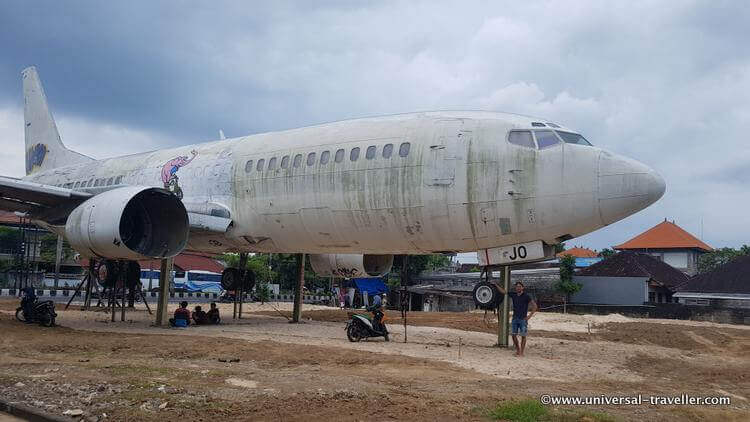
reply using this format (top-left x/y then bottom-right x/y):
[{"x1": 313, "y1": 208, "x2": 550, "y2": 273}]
[{"x1": 0, "y1": 67, "x2": 665, "y2": 283}]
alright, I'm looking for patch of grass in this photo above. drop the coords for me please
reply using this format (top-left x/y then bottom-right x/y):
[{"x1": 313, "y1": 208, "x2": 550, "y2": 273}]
[
  {"x1": 488, "y1": 399, "x2": 548, "y2": 421},
  {"x1": 486, "y1": 399, "x2": 616, "y2": 422}
]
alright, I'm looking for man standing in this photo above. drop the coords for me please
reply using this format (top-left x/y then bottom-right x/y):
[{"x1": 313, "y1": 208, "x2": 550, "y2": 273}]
[{"x1": 498, "y1": 282, "x2": 537, "y2": 356}]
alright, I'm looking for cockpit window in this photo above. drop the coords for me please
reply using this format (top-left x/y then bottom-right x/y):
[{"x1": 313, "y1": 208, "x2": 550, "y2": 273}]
[
  {"x1": 508, "y1": 130, "x2": 535, "y2": 149},
  {"x1": 546, "y1": 122, "x2": 561, "y2": 128},
  {"x1": 534, "y1": 130, "x2": 561, "y2": 149},
  {"x1": 531, "y1": 122, "x2": 546, "y2": 127},
  {"x1": 555, "y1": 131, "x2": 592, "y2": 146}
]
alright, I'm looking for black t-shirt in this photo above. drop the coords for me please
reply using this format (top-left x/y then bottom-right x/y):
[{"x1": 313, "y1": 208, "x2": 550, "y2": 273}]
[{"x1": 508, "y1": 291, "x2": 532, "y2": 319}]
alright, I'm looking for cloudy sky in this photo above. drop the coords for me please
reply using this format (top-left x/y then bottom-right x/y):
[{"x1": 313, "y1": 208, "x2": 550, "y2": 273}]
[{"x1": 0, "y1": 1, "x2": 748, "y2": 257}]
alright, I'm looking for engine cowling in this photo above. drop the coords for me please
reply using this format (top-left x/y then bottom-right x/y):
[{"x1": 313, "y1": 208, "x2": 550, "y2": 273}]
[
  {"x1": 65, "y1": 187, "x2": 189, "y2": 260},
  {"x1": 309, "y1": 254, "x2": 393, "y2": 278}
]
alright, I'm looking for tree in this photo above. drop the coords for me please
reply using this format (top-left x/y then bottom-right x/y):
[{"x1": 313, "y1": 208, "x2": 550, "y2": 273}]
[
  {"x1": 554, "y1": 242, "x2": 566, "y2": 254},
  {"x1": 555, "y1": 254, "x2": 581, "y2": 313},
  {"x1": 698, "y1": 246, "x2": 750, "y2": 274},
  {"x1": 598, "y1": 248, "x2": 616, "y2": 258}
]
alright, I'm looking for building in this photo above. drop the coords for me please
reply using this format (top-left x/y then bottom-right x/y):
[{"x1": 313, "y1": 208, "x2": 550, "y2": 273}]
[
  {"x1": 673, "y1": 254, "x2": 750, "y2": 309},
  {"x1": 557, "y1": 246, "x2": 598, "y2": 258},
  {"x1": 572, "y1": 251, "x2": 689, "y2": 305},
  {"x1": 614, "y1": 219, "x2": 712, "y2": 275}
]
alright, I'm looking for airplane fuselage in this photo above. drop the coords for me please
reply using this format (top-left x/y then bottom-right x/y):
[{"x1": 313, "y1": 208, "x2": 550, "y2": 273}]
[{"x1": 25, "y1": 111, "x2": 665, "y2": 255}]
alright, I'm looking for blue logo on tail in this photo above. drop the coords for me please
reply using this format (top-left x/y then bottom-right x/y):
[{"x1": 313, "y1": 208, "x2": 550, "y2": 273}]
[{"x1": 26, "y1": 143, "x2": 48, "y2": 173}]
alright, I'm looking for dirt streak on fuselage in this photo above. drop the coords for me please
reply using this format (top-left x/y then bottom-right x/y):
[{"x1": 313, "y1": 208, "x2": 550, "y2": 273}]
[{"x1": 26, "y1": 111, "x2": 659, "y2": 255}]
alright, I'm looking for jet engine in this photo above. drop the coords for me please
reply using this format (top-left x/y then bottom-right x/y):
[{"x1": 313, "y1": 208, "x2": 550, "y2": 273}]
[
  {"x1": 65, "y1": 187, "x2": 189, "y2": 260},
  {"x1": 309, "y1": 254, "x2": 393, "y2": 278}
]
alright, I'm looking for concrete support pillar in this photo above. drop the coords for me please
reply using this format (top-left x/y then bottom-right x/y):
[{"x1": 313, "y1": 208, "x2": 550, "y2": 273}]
[
  {"x1": 155, "y1": 258, "x2": 173, "y2": 326},
  {"x1": 292, "y1": 253, "x2": 305, "y2": 323}
]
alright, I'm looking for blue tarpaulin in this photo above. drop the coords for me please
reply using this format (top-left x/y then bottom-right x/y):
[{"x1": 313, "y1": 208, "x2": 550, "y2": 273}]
[{"x1": 353, "y1": 278, "x2": 388, "y2": 296}]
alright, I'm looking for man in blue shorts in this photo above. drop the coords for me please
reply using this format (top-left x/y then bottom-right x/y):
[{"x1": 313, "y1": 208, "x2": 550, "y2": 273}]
[{"x1": 498, "y1": 282, "x2": 537, "y2": 357}]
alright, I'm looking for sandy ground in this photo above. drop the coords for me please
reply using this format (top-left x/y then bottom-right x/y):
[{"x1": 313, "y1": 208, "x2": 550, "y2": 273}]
[{"x1": 1, "y1": 300, "x2": 749, "y2": 421}]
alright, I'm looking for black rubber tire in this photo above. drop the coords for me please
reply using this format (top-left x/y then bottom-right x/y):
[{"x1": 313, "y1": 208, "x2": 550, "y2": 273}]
[
  {"x1": 347, "y1": 323, "x2": 363, "y2": 342},
  {"x1": 100, "y1": 260, "x2": 120, "y2": 288},
  {"x1": 15, "y1": 307, "x2": 25, "y2": 322},
  {"x1": 473, "y1": 281, "x2": 501, "y2": 310},
  {"x1": 242, "y1": 269, "x2": 256, "y2": 291},
  {"x1": 125, "y1": 261, "x2": 141, "y2": 289},
  {"x1": 40, "y1": 314, "x2": 54, "y2": 327},
  {"x1": 221, "y1": 268, "x2": 241, "y2": 290}
]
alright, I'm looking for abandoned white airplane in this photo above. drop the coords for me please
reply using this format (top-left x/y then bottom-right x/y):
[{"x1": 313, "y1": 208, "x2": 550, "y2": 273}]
[{"x1": 0, "y1": 67, "x2": 664, "y2": 282}]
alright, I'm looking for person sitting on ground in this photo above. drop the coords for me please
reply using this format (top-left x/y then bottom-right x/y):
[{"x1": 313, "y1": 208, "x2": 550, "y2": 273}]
[
  {"x1": 169, "y1": 301, "x2": 191, "y2": 327},
  {"x1": 206, "y1": 302, "x2": 221, "y2": 324},
  {"x1": 192, "y1": 305, "x2": 208, "y2": 325}
]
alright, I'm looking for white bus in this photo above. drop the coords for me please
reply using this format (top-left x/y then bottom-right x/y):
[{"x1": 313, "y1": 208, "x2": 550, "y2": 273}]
[{"x1": 140, "y1": 269, "x2": 223, "y2": 293}]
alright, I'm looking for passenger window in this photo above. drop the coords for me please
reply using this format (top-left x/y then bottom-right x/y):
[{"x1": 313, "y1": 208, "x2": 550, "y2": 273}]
[
  {"x1": 245, "y1": 160, "x2": 253, "y2": 173},
  {"x1": 366, "y1": 146, "x2": 376, "y2": 160},
  {"x1": 281, "y1": 155, "x2": 290, "y2": 169},
  {"x1": 80, "y1": 181, "x2": 87, "y2": 188},
  {"x1": 555, "y1": 131, "x2": 592, "y2": 146},
  {"x1": 350, "y1": 147, "x2": 360, "y2": 161},
  {"x1": 307, "y1": 152, "x2": 316, "y2": 166},
  {"x1": 256, "y1": 159, "x2": 265, "y2": 171},
  {"x1": 534, "y1": 130, "x2": 560, "y2": 149},
  {"x1": 115, "y1": 176, "x2": 123, "y2": 184},
  {"x1": 293, "y1": 154, "x2": 302, "y2": 168},
  {"x1": 508, "y1": 131, "x2": 535, "y2": 148},
  {"x1": 399, "y1": 142, "x2": 410, "y2": 157},
  {"x1": 320, "y1": 150, "x2": 330, "y2": 165},
  {"x1": 383, "y1": 143, "x2": 393, "y2": 158},
  {"x1": 335, "y1": 149, "x2": 345, "y2": 163},
  {"x1": 74, "y1": 181, "x2": 80, "y2": 188},
  {"x1": 268, "y1": 157, "x2": 277, "y2": 170},
  {"x1": 107, "y1": 177, "x2": 114, "y2": 186},
  {"x1": 93, "y1": 179, "x2": 100, "y2": 187}
]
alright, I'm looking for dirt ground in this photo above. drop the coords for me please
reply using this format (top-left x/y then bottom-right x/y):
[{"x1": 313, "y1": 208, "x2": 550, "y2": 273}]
[{"x1": 0, "y1": 300, "x2": 748, "y2": 421}]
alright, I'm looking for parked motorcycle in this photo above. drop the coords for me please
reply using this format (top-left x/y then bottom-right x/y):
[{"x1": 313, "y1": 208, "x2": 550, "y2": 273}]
[
  {"x1": 346, "y1": 308, "x2": 389, "y2": 342},
  {"x1": 16, "y1": 295, "x2": 57, "y2": 327}
]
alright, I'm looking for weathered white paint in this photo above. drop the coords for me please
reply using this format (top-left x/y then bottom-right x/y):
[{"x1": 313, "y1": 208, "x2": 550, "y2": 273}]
[{"x1": 19, "y1": 69, "x2": 666, "y2": 258}]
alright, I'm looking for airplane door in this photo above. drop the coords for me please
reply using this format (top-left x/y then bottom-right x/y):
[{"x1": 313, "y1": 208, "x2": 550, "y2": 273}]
[{"x1": 423, "y1": 119, "x2": 471, "y2": 187}]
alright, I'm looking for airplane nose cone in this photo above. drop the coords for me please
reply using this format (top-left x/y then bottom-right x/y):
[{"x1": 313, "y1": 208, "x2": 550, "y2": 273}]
[{"x1": 597, "y1": 151, "x2": 665, "y2": 225}]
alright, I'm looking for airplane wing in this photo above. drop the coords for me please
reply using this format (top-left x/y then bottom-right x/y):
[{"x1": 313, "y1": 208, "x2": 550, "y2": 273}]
[
  {"x1": 0, "y1": 175, "x2": 232, "y2": 234},
  {"x1": 0, "y1": 175, "x2": 92, "y2": 216}
]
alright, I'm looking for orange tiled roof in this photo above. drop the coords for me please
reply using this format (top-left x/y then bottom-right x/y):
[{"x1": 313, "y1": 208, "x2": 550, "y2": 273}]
[
  {"x1": 614, "y1": 220, "x2": 712, "y2": 252},
  {"x1": 556, "y1": 247, "x2": 598, "y2": 258}
]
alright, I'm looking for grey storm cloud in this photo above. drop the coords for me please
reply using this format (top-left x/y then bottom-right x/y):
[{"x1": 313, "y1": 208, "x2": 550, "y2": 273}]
[{"x1": 0, "y1": 0, "x2": 748, "y2": 253}]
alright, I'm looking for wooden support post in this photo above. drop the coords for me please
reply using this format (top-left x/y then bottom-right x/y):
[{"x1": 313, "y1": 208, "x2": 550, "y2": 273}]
[
  {"x1": 401, "y1": 255, "x2": 408, "y2": 343},
  {"x1": 238, "y1": 253, "x2": 248, "y2": 319},
  {"x1": 292, "y1": 253, "x2": 305, "y2": 323},
  {"x1": 155, "y1": 258, "x2": 173, "y2": 326},
  {"x1": 498, "y1": 265, "x2": 511, "y2": 347},
  {"x1": 53, "y1": 235, "x2": 63, "y2": 290}
]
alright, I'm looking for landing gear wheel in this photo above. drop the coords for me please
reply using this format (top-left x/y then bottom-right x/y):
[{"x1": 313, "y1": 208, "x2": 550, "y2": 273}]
[
  {"x1": 125, "y1": 261, "x2": 141, "y2": 290},
  {"x1": 221, "y1": 268, "x2": 241, "y2": 291},
  {"x1": 347, "y1": 323, "x2": 363, "y2": 342},
  {"x1": 473, "y1": 281, "x2": 501, "y2": 310}
]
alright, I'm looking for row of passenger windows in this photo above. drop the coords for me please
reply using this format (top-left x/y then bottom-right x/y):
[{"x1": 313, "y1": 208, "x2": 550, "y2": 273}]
[
  {"x1": 55, "y1": 175, "x2": 124, "y2": 189},
  {"x1": 508, "y1": 130, "x2": 592, "y2": 150},
  {"x1": 245, "y1": 142, "x2": 411, "y2": 173}
]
